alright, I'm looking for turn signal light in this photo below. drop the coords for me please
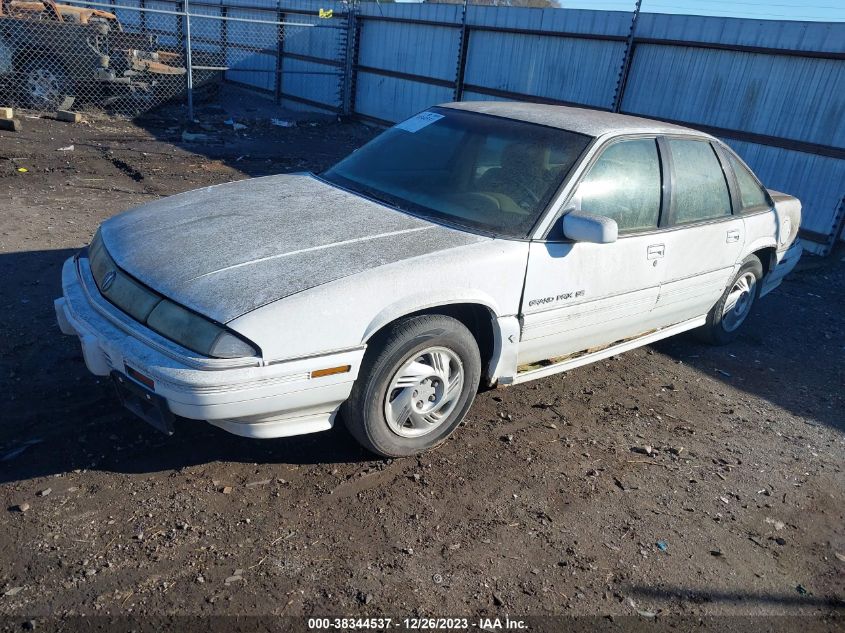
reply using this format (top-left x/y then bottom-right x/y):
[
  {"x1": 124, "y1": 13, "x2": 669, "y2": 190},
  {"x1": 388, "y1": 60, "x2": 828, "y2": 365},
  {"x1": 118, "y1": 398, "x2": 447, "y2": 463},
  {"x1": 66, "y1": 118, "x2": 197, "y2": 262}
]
[
  {"x1": 311, "y1": 365, "x2": 351, "y2": 379},
  {"x1": 125, "y1": 365, "x2": 155, "y2": 390}
]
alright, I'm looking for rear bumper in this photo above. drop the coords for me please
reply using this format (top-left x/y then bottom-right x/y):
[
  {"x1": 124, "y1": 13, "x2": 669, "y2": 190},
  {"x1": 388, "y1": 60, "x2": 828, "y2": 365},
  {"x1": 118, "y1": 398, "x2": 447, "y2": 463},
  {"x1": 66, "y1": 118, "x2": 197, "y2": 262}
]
[
  {"x1": 55, "y1": 256, "x2": 364, "y2": 438},
  {"x1": 760, "y1": 239, "x2": 802, "y2": 298}
]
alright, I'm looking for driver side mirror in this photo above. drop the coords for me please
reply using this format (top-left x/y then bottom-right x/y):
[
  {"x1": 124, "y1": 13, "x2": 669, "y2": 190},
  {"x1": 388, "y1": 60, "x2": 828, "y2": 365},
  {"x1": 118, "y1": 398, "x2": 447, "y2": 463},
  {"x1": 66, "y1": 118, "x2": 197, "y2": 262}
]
[{"x1": 561, "y1": 210, "x2": 618, "y2": 244}]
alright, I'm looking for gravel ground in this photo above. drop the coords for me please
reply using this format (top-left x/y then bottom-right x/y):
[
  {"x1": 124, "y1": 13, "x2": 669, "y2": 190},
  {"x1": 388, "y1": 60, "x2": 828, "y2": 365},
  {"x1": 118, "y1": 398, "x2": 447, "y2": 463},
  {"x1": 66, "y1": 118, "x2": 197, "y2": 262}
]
[{"x1": 0, "y1": 107, "x2": 843, "y2": 626}]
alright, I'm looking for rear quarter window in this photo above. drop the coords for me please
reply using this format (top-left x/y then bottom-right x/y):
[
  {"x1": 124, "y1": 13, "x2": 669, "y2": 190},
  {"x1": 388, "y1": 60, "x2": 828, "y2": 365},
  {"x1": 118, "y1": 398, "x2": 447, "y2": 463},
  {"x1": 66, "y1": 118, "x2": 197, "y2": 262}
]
[{"x1": 727, "y1": 152, "x2": 770, "y2": 212}]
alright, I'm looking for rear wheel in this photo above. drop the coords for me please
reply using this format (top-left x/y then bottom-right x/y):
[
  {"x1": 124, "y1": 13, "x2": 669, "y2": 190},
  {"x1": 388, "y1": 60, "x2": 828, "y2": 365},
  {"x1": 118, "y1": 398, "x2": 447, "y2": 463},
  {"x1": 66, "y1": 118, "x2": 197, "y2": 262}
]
[
  {"x1": 699, "y1": 255, "x2": 763, "y2": 345},
  {"x1": 342, "y1": 315, "x2": 481, "y2": 457},
  {"x1": 23, "y1": 57, "x2": 71, "y2": 110}
]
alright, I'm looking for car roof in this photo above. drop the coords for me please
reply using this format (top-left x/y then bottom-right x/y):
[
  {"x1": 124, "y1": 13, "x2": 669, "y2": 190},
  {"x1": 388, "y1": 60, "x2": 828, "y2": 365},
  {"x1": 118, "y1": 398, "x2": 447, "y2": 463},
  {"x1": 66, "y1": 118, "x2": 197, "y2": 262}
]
[{"x1": 440, "y1": 101, "x2": 710, "y2": 139}]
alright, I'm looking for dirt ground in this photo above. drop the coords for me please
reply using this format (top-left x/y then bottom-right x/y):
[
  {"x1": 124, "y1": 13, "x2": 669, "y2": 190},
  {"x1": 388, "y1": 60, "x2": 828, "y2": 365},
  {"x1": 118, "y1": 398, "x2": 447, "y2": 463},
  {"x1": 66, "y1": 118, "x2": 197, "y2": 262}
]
[{"x1": 0, "y1": 105, "x2": 843, "y2": 627}]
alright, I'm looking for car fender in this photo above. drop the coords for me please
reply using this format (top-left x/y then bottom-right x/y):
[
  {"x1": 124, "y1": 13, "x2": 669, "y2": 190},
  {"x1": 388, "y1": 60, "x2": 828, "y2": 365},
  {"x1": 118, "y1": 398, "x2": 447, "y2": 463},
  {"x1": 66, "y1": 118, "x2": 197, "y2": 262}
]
[
  {"x1": 740, "y1": 208, "x2": 778, "y2": 272},
  {"x1": 742, "y1": 234, "x2": 777, "y2": 262},
  {"x1": 362, "y1": 290, "x2": 502, "y2": 343},
  {"x1": 363, "y1": 291, "x2": 521, "y2": 386},
  {"x1": 228, "y1": 240, "x2": 529, "y2": 366}
]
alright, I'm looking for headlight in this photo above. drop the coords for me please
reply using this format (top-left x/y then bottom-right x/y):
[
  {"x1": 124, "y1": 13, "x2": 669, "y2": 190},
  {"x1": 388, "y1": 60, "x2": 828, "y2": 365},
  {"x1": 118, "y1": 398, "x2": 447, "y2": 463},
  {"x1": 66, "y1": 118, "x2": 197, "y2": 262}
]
[
  {"x1": 146, "y1": 300, "x2": 258, "y2": 359},
  {"x1": 86, "y1": 230, "x2": 259, "y2": 359}
]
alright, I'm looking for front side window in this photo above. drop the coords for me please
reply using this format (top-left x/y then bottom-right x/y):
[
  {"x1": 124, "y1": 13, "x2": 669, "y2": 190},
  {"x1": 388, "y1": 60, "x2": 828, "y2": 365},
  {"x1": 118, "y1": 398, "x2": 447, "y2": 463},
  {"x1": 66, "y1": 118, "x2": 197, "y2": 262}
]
[
  {"x1": 321, "y1": 107, "x2": 592, "y2": 238},
  {"x1": 669, "y1": 139, "x2": 732, "y2": 224},
  {"x1": 571, "y1": 138, "x2": 661, "y2": 232},
  {"x1": 727, "y1": 151, "x2": 770, "y2": 212}
]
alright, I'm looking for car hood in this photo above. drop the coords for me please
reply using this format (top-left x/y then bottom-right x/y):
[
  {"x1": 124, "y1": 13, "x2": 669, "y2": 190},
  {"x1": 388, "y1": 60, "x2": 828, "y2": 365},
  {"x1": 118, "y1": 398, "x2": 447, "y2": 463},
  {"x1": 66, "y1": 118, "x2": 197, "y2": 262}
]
[{"x1": 100, "y1": 173, "x2": 486, "y2": 323}]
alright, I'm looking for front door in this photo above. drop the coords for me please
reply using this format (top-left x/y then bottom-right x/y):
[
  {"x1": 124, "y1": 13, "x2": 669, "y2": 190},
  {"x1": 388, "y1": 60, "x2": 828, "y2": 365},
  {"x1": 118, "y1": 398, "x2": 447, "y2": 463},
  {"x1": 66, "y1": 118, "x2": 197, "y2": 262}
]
[{"x1": 519, "y1": 137, "x2": 669, "y2": 366}]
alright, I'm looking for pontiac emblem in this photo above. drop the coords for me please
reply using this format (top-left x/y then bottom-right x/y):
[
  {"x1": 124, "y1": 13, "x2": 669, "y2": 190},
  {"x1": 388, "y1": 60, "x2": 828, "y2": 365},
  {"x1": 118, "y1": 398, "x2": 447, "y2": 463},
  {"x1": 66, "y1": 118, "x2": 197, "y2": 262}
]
[{"x1": 102, "y1": 270, "x2": 117, "y2": 291}]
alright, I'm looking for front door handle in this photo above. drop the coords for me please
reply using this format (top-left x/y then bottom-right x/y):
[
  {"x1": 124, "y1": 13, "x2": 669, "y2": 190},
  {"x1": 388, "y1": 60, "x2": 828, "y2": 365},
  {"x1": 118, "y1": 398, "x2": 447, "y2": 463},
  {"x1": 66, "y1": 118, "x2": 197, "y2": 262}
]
[
  {"x1": 726, "y1": 229, "x2": 741, "y2": 243},
  {"x1": 647, "y1": 244, "x2": 665, "y2": 260}
]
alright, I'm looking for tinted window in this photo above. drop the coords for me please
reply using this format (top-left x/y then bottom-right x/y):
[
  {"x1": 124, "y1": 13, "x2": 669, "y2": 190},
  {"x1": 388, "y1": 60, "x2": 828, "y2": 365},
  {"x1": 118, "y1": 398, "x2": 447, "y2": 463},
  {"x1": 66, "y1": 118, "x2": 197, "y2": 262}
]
[
  {"x1": 377, "y1": 120, "x2": 464, "y2": 171},
  {"x1": 727, "y1": 152, "x2": 769, "y2": 211},
  {"x1": 573, "y1": 138, "x2": 661, "y2": 232},
  {"x1": 322, "y1": 108, "x2": 592, "y2": 238},
  {"x1": 669, "y1": 140, "x2": 732, "y2": 223}
]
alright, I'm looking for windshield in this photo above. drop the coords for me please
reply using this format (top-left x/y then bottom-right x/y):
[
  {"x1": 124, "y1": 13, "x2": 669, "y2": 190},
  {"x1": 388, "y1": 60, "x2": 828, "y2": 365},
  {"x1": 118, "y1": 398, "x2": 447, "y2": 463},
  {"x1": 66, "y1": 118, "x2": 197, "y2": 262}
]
[{"x1": 321, "y1": 107, "x2": 592, "y2": 238}]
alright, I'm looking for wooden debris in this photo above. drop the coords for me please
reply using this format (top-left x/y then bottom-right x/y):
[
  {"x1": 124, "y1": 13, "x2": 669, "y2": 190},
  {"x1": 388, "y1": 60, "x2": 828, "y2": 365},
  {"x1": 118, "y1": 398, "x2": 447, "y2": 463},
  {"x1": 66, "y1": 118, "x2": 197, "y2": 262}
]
[{"x1": 55, "y1": 110, "x2": 82, "y2": 123}]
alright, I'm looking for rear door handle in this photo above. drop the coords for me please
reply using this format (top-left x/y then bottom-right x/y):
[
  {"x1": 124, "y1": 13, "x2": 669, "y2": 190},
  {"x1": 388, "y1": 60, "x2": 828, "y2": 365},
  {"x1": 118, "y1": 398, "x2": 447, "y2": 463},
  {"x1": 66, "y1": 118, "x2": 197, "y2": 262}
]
[
  {"x1": 726, "y1": 229, "x2": 741, "y2": 243},
  {"x1": 647, "y1": 244, "x2": 665, "y2": 260}
]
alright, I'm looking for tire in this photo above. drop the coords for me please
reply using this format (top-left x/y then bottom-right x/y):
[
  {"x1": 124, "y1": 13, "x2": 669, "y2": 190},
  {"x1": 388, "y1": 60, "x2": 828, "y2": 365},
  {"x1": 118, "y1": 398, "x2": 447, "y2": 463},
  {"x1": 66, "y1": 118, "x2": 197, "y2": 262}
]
[
  {"x1": 698, "y1": 254, "x2": 763, "y2": 345},
  {"x1": 342, "y1": 315, "x2": 481, "y2": 457},
  {"x1": 22, "y1": 56, "x2": 72, "y2": 110}
]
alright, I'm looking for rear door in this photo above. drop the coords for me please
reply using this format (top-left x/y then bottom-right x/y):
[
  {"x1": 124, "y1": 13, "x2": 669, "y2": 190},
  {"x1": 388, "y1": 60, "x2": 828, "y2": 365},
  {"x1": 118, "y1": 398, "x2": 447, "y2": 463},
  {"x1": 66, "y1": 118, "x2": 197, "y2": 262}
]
[
  {"x1": 519, "y1": 136, "x2": 668, "y2": 366},
  {"x1": 653, "y1": 137, "x2": 745, "y2": 324}
]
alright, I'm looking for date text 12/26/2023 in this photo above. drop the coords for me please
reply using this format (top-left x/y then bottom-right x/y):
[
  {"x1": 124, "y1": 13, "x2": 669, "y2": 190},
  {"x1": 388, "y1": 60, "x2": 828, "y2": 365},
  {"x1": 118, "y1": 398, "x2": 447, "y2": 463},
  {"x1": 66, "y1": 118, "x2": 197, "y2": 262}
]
[{"x1": 307, "y1": 617, "x2": 528, "y2": 630}]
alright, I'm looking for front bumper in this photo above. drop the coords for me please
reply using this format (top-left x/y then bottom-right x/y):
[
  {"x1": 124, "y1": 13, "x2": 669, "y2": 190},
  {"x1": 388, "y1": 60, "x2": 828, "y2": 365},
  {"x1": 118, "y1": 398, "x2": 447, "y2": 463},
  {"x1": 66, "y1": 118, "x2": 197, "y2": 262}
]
[{"x1": 55, "y1": 256, "x2": 364, "y2": 438}]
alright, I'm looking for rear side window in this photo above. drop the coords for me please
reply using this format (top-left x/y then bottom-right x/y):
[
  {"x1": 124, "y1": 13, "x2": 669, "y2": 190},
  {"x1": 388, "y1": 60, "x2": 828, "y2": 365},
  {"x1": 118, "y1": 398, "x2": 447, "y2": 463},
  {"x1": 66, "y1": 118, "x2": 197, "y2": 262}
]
[
  {"x1": 727, "y1": 152, "x2": 770, "y2": 212},
  {"x1": 573, "y1": 138, "x2": 661, "y2": 232},
  {"x1": 669, "y1": 139, "x2": 732, "y2": 224}
]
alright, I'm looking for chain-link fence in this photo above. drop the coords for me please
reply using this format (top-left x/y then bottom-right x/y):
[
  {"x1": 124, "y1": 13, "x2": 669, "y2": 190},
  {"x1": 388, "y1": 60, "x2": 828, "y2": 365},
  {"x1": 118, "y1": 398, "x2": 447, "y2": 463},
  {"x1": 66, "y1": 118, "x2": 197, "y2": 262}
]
[{"x1": 0, "y1": 0, "x2": 330, "y2": 117}]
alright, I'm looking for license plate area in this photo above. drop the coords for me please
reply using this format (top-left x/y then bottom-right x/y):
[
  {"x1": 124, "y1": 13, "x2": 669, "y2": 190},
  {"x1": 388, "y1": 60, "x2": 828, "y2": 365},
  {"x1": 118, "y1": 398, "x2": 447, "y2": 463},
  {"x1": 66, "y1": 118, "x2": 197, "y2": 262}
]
[{"x1": 111, "y1": 370, "x2": 174, "y2": 435}]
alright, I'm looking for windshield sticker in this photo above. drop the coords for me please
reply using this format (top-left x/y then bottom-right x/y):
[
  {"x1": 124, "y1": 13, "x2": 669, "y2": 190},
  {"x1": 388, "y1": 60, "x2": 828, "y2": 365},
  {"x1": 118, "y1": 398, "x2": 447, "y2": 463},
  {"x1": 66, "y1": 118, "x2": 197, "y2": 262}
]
[{"x1": 395, "y1": 112, "x2": 444, "y2": 133}]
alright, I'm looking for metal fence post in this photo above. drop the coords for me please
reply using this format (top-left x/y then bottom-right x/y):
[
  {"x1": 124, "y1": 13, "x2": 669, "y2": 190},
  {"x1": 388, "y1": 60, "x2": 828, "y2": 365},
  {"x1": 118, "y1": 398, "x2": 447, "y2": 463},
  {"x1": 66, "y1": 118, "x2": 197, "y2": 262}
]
[
  {"x1": 275, "y1": 1, "x2": 286, "y2": 105},
  {"x1": 453, "y1": 0, "x2": 469, "y2": 102},
  {"x1": 184, "y1": 0, "x2": 194, "y2": 120},
  {"x1": 341, "y1": 6, "x2": 359, "y2": 116},
  {"x1": 612, "y1": 0, "x2": 641, "y2": 113}
]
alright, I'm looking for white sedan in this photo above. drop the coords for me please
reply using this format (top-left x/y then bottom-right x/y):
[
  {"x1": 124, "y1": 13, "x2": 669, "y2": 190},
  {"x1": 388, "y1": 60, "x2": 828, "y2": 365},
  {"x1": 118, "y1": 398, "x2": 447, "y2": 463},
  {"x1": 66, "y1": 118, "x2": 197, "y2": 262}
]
[{"x1": 55, "y1": 102, "x2": 802, "y2": 457}]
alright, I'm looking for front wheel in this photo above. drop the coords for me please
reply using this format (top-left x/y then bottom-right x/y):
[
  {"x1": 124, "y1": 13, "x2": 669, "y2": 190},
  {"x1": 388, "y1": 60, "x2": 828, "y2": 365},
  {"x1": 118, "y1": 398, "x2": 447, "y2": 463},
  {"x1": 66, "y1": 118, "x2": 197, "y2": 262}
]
[
  {"x1": 699, "y1": 255, "x2": 763, "y2": 345},
  {"x1": 342, "y1": 315, "x2": 481, "y2": 457}
]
